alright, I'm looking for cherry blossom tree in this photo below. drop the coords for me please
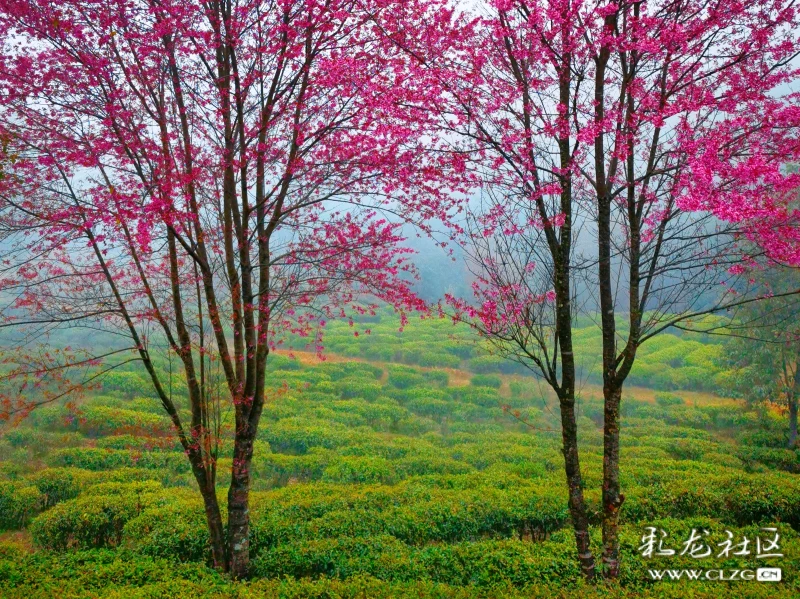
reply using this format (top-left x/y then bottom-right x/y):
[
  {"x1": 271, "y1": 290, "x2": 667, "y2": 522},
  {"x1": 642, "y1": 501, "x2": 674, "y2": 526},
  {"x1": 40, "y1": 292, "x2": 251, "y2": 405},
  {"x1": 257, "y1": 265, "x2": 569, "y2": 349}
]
[
  {"x1": 0, "y1": 0, "x2": 454, "y2": 577},
  {"x1": 431, "y1": 0, "x2": 800, "y2": 579}
]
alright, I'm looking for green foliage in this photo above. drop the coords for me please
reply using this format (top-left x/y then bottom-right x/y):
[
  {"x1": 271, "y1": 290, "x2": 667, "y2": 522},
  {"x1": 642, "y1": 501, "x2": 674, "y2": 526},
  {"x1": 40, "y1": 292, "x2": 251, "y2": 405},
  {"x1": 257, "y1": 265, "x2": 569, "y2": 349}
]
[
  {"x1": 336, "y1": 378, "x2": 383, "y2": 401},
  {"x1": 417, "y1": 352, "x2": 461, "y2": 368},
  {"x1": 30, "y1": 481, "x2": 163, "y2": 550},
  {"x1": 2, "y1": 554, "x2": 800, "y2": 599},
  {"x1": 471, "y1": 374, "x2": 502, "y2": 389},
  {"x1": 285, "y1": 309, "x2": 735, "y2": 393},
  {"x1": 101, "y1": 371, "x2": 152, "y2": 398},
  {"x1": 450, "y1": 386, "x2": 501, "y2": 409},
  {"x1": 3, "y1": 308, "x2": 800, "y2": 598},
  {"x1": 322, "y1": 457, "x2": 396, "y2": 485},
  {"x1": 717, "y1": 266, "x2": 800, "y2": 422},
  {"x1": 262, "y1": 418, "x2": 358, "y2": 454},
  {"x1": 47, "y1": 447, "x2": 189, "y2": 472},
  {"x1": 266, "y1": 354, "x2": 302, "y2": 372},
  {"x1": 27, "y1": 468, "x2": 88, "y2": 508},
  {"x1": 0, "y1": 481, "x2": 43, "y2": 529},
  {"x1": 467, "y1": 355, "x2": 507, "y2": 373},
  {"x1": 737, "y1": 429, "x2": 789, "y2": 448},
  {"x1": 388, "y1": 366, "x2": 427, "y2": 389},
  {"x1": 123, "y1": 492, "x2": 211, "y2": 562},
  {"x1": 654, "y1": 393, "x2": 683, "y2": 407},
  {"x1": 737, "y1": 446, "x2": 800, "y2": 473},
  {"x1": 319, "y1": 362, "x2": 383, "y2": 381},
  {"x1": 663, "y1": 439, "x2": 704, "y2": 461}
]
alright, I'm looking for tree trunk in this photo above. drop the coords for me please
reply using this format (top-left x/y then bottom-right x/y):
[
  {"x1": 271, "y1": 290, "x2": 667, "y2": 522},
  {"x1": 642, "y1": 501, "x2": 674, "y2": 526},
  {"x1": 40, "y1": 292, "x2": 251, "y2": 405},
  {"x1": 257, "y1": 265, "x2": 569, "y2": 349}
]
[
  {"x1": 558, "y1": 393, "x2": 595, "y2": 579},
  {"x1": 227, "y1": 432, "x2": 255, "y2": 579},
  {"x1": 186, "y1": 450, "x2": 227, "y2": 571},
  {"x1": 553, "y1": 235, "x2": 595, "y2": 579},
  {"x1": 601, "y1": 383, "x2": 624, "y2": 578},
  {"x1": 199, "y1": 485, "x2": 227, "y2": 571}
]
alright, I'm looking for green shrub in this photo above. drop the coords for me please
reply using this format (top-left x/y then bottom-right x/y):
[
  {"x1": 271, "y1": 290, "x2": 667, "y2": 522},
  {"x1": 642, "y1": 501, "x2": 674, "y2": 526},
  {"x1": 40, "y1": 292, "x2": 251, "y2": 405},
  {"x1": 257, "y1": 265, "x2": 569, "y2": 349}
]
[
  {"x1": 737, "y1": 430, "x2": 788, "y2": 449},
  {"x1": 27, "y1": 468, "x2": 89, "y2": 507},
  {"x1": 263, "y1": 419, "x2": 357, "y2": 454},
  {"x1": 4, "y1": 428, "x2": 43, "y2": 448},
  {"x1": 252, "y1": 537, "x2": 580, "y2": 586},
  {"x1": 266, "y1": 354, "x2": 302, "y2": 371},
  {"x1": 677, "y1": 367, "x2": 716, "y2": 390},
  {"x1": 388, "y1": 367, "x2": 427, "y2": 389},
  {"x1": 101, "y1": 371, "x2": 152, "y2": 397},
  {"x1": 322, "y1": 456, "x2": 396, "y2": 485},
  {"x1": 47, "y1": 448, "x2": 190, "y2": 473},
  {"x1": 0, "y1": 481, "x2": 43, "y2": 529},
  {"x1": 418, "y1": 353, "x2": 461, "y2": 368},
  {"x1": 30, "y1": 481, "x2": 163, "y2": 550},
  {"x1": 95, "y1": 434, "x2": 181, "y2": 452},
  {"x1": 471, "y1": 375, "x2": 502, "y2": 389},
  {"x1": 654, "y1": 393, "x2": 684, "y2": 407},
  {"x1": 256, "y1": 449, "x2": 332, "y2": 486},
  {"x1": 664, "y1": 439, "x2": 704, "y2": 461},
  {"x1": 705, "y1": 405, "x2": 759, "y2": 428},
  {"x1": 451, "y1": 387, "x2": 500, "y2": 409},
  {"x1": 663, "y1": 406, "x2": 713, "y2": 429},
  {"x1": 395, "y1": 455, "x2": 474, "y2": 478},
  {"x1": 42, "y1": 406, "x2": 172, "y2": 438},
  {"x1": 703, "y1": 451, "x2": 745, "y2": 469},
  {"x1": 123, "y1": 492, "x2": 211, "y2": 561},
  {"x1": 422, "y1": 370, "x2": 450, "y2": 387},
  {"x1": 737, "y1": 446, "x2": 800, "y2": 473},
  {"x1": 250, "y1": 535, "x2": 420, "y2": 581},
  {"x1": 336, "y1": 378, "x2": 382, "y2": 401},
  {"x1": 467, "y1": 355, "x2": 506, "y2": 374},
  {"x1": 321, "y1": 362, "x2": 383, "y2": 381},
  {"x1": 406, "y1": 397, "x2": 452, "y2": 420},
  {"x1": 649, "y1": 369, "x2": 688, "y2": 390}
]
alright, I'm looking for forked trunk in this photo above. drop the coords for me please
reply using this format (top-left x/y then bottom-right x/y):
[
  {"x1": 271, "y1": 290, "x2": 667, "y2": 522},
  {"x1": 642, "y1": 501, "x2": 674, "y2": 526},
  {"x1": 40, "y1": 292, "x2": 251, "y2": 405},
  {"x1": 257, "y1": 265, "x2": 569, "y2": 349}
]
[
  {"x1": 186, "y1": 452, "x2": 228, "y2": 572},
  {"x1": 601, "y1": 383, "x2": 624, "y2": 578}
]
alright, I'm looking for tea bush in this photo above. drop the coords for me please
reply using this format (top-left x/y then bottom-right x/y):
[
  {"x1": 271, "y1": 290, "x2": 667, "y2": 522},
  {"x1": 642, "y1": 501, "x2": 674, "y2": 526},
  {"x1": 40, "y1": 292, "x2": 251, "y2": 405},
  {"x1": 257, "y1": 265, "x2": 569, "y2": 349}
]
[
  {"x1": 0, "y1": 481, "x2": 43, "y2": 529},
  {"x1": 471, "y1": 374, "x2": 502, "y2": 389},
  {"x1": 30, "y1": 481, "x2": 163, "y2": 550},
  {"x1": 47, "y1": 447, "x2": 190, "y2": 472},
  {"x1": 123, "y1": 492, "x2": 212, "y2": 561},
  {"x1": 3, "y1": 311, "x2": 800, "y2": 599}
]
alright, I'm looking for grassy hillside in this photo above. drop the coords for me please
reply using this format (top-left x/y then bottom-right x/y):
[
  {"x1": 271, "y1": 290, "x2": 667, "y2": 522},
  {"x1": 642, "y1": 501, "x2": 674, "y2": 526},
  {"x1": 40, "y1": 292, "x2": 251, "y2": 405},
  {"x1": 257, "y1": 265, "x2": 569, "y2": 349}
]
[
  {"x1": 0, "y1": 314, "x2": 798, "y2": 598},
  {"x1": 315, "y1": 310, "x2": 734, "y2": 393}
]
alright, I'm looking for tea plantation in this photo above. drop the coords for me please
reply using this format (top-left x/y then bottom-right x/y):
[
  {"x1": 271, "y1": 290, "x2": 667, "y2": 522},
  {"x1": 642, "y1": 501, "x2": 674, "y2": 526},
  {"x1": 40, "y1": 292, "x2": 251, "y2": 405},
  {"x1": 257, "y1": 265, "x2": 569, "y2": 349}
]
[{"x1": 0, "y1": 314, "x2": 798, "y2": 598}]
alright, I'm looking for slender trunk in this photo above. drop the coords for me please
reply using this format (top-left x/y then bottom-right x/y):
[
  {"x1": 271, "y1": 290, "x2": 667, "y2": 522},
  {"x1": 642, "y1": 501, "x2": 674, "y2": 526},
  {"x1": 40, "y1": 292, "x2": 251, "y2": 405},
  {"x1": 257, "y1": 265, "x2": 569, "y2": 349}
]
[
  {"x1": 227, "y1": 431, "x2": 255, "y2": 579},
  {"x1": 558, "y1": 391, "x2": 595, "y2": 579},
  {"x1": 601, "y1": 383, "x2": 624, "y2": 577},
  {"x1": 789, "y1": 369, "x2": 799, "y2": 449},
  {"x1": 554, "y1": 237, "x2": 595, "y2": 579},
  {"x1": 551, "y1": 10, "x2": 595, "y2": 577},
  {"x1": 597, "y1": 189, "x2": 624, "y2": 578},
  {"x1": 590, "y1": 5, "x2": 625, "y2": 579}
]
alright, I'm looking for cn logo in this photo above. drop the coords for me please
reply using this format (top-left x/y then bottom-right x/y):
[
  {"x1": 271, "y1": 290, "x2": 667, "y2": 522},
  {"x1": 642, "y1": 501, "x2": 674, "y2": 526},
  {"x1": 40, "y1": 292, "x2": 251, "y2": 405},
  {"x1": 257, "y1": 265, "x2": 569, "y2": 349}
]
[{"x1": 756, "y1": 568, "x2": 782, "y2": 582}]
